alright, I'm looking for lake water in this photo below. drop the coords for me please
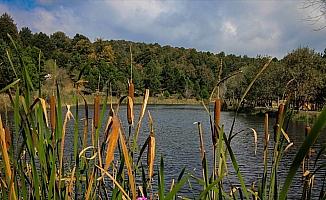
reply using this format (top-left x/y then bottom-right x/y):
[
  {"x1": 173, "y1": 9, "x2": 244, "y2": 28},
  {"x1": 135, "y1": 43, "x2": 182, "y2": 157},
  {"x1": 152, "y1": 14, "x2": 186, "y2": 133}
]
[{"x1": 9, "y1": 104, "x2": 326, "y2": 198}]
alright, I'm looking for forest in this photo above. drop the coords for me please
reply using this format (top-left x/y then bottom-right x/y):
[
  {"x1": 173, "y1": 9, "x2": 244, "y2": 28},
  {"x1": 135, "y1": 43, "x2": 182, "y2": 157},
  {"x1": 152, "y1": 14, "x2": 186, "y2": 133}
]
[{"x1": 1, "y1": 13, "x2": 326, "y2": 109}]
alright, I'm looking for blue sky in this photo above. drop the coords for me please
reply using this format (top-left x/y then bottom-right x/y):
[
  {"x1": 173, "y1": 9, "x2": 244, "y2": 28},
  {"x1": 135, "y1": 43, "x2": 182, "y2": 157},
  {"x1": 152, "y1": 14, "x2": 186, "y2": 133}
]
[{"x1": 0, "y1": 0, "x2": 325, "y2": 58}]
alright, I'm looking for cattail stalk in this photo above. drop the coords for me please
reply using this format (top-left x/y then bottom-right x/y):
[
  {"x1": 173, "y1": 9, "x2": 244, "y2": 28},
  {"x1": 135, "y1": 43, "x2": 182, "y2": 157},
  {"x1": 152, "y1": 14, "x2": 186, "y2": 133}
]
[
  {"x1": 274, "y1": 103, "x2": 285, "y2": 142},
  {"x1": 303, "y1": 126, "x2": 312, "y2": 173},
  {"x1": 94, "y1": 94, "x2": 100, "y2": 129},
  {"x1": 262, "y1": 113, "x2": 269, "y2": 199},
  {"x1": 197, "y1": 122, "x2": 205, "y2": 161}
]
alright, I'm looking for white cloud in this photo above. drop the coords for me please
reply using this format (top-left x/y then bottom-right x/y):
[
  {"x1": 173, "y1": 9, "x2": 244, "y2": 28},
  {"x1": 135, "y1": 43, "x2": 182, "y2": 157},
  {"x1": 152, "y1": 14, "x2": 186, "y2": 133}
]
[
  {"x1": 0, "y1": 0, "x2": 324, "y2": 58},
  {"x1": 221, "y1": 21, "x2": 237, "y2": 37},
  {"x1": 105, "y1": 0, "x2": 178, "y2": 30}
]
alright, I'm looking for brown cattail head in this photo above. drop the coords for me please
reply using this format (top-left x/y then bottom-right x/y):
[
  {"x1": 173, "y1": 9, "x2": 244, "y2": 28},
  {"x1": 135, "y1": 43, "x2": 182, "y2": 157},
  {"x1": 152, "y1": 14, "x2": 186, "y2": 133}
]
[
  {"x1": 4, "y1": 126, "x2": 11, "y2": 150},
  {"x1": 127, "y1": 80, "x2": 134, "y2": 125},
  {"x1": 147, "y1": 132, "x2": 156, "y2": 179},
  {"x1": 50, "y1": 95, "x2": 56, "y2": 132},
  {"x1": 94, "y1": 95, "x2": 100, "y2": 129},
  {"x1": 276, "y1": 103, "x2": 285, "y2": 126},
  {"x1": 214, "y1": 99, "x2": 221, "y2": 126},
  {"x1": 128, "y1": 80, "x2": 135, "y2": 99},
  {"x1": 305, "y1": 126, "x2": 311, "y2": 137},
  {"x1": 213, "y1": 99, "x2": 221, "y2": 146},
  {"x1": 127, "y1": 97, "x2": 134, "y2": 125}
]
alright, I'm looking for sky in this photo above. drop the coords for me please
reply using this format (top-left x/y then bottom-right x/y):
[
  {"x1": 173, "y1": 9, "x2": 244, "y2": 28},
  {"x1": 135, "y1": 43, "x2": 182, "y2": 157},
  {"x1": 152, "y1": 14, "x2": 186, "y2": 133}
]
[{"x1": 0, "y1": 0, "x2": 325, "y2": 58}]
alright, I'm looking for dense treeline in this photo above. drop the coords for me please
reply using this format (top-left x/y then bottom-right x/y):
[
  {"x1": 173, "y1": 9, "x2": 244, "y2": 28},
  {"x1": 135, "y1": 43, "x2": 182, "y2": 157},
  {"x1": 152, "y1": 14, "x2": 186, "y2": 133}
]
[{"x1": 1, "y1": 13, "x2": 326, "y2": 108}]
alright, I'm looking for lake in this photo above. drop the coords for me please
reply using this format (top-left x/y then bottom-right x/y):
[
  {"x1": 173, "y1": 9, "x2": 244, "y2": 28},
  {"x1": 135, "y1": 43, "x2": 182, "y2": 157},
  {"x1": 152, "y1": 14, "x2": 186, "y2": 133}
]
[{"x1": 11, "y1": 104, "x2": 326, "y2": 199}]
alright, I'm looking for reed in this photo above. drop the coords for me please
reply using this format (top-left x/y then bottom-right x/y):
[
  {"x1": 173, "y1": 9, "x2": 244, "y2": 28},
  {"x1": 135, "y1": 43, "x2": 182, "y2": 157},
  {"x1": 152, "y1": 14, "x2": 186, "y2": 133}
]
[{"x1": 1, "y1": 37, "x2": 326, "y2": 200}]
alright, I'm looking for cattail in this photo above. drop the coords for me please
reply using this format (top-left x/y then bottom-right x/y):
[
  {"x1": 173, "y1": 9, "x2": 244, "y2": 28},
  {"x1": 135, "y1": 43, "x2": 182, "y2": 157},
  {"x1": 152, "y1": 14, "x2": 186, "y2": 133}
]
[
  {"x1": 94, "y1": 94, "x2": 100, "y2": 129},
  {"x1": 275, "y1": 103, "x2": 285, "y2": 126},
  {"x1": 127, "y1": 97, "x2": 134, "y2": 125},
  {"x1": 128, "y1": 80, "x2": 135, "y2": 99},
  {"x1": 0, "y1": 116, "x2": 16, "y2": 199},
  {"x1": 147, "y1": 132, "x2": 156, "y2": 179},
  {"x1": 214, "y1": 99, "x2": 221, "y2": 126},
  {"x1": 127, "y1": 80, "x2": 134, "y2": 125},
  {"x1": 305, "y1": 126, "x2": 311, "y2": 137},
  {"x1": 4, "y1": 126, "x2": 11, "y2": 149},
  {"x1": 213, "y1": 99, "x2": 221, "y2": 146},
  {"x1": 50, "y1": 95, "x2": 56, "y2": 133}
]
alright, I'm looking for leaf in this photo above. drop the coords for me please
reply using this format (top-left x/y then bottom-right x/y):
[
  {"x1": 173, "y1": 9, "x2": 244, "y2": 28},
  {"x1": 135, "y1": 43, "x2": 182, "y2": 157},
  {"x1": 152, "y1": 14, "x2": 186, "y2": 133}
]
[
  {"x1": 281, "y1": 128, "x2": 291, "y2": 143},
  {"x1": 159, "y1": 156, "x2": 165, "y2": 200},
  {"x1": 249, "y1": 128, "x2": 258, "y2": 155},
  {"x1": 280, "y1": 106, "x2": 326, "y2": 200},
  {"x1": 164, "y1": 174, "x2": 190, "y2": 200},
  {"x1": 134, "y1": 89, "x2": 150, "y2": 142},
  {"x1": 119, "y1": 126, "x2": 137, "y2": 200},
  {"x1": 0, "y1": 79, "x2": 20, "y2": 94},
  {"x1": 96, "y1": 165, "x2": 131, "y2": 200},
  {"x1": 104, "y1": 115, "x2": 120, "y2": 170}
]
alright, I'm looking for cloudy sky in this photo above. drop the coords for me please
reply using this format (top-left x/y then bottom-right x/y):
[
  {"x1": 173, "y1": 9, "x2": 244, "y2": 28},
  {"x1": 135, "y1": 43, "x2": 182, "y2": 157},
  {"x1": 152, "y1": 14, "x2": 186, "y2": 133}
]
[{"x1": 0, "y1": 0, "x2": 325, "y2": 58}]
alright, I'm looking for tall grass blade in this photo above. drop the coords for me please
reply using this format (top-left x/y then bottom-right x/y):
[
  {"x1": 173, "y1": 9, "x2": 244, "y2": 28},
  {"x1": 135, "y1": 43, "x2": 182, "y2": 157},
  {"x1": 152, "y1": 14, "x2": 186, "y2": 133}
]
[
  {"x1": 119, "y1": 125, "x2": 137, "y2": 200},
  {"x1": 164, "y1": 174, "x2": 190, "y2": 200},
  {"x1": 5, "y1": 49, "x2": 18, "y2": 79},
  {"x1": 159, "y1": 156, "x2": 165, "y2": 200},
  {"x1": 96, "y1": 165, "x2": 132, "y2": 200},
  {"x1": 0, "y1": 79, "x2": 20, "y2": 94},
  {"x1": 280, "y1": 106, "x2": 326, "y2": 200},
  {"x1": 0, "y1": 115, "x2": 17, "y2": 200},
  {"x1": 229, "y1": 58, "x2": 272, "y2": 138},
  {"x1": 198, "y1": 175, "x2": 224, "y2": 200},
  {"x1": 59, "y1": 105, "x2": 74, "y2": 189}
]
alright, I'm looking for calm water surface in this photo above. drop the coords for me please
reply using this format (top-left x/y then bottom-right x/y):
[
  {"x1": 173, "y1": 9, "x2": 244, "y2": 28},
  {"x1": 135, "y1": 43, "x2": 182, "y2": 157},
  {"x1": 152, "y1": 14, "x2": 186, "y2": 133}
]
[{"x1": 49, "y1": 105, "x2": 326, "y2": 198}]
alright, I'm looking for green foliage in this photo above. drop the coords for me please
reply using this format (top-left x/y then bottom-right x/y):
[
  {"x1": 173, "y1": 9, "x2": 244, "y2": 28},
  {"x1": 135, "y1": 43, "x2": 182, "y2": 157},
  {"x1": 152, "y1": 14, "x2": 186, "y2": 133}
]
[
  {"x1": 0, "y1": 13, "x2": 18, "y2": 44},
  {"x1": 1, "y1": 13, "x2": 326, "y2": 108}
]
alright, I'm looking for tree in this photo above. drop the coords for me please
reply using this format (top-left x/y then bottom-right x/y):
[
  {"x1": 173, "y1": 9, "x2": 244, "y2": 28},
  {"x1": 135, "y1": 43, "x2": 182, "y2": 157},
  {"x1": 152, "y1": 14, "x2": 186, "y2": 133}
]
[
  {"x1": 19, "y1": 27, "x2": 33, "y2": 47},
  {"x1": 0, "y1": 13, "x2": 18, "y2": 44},
  {"x1": 143, "y1": 60, "x2": 161, "y2": 94},
  {"x1": 50, "y1": 31, "x2": 71, "y2": 50},
  {"x1": 282, "y1": 47, "x2": 325, "y2": 102},
  {"x1": 32, "y1": 32, "x2": 54, "y2": 59}
]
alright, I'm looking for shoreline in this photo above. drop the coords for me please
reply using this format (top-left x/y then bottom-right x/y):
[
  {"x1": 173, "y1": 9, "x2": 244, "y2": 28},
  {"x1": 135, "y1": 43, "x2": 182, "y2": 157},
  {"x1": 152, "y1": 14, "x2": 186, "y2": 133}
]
[{"x1": 0, "y1": 94, "x2": 320, "y2": 123}]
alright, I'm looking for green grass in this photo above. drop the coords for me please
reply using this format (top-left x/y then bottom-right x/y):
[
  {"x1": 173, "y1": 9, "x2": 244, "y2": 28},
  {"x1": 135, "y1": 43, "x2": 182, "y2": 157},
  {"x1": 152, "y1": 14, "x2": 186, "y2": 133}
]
[{"x1": 1, "y1": 37, "x2": 326, "y2": 200}]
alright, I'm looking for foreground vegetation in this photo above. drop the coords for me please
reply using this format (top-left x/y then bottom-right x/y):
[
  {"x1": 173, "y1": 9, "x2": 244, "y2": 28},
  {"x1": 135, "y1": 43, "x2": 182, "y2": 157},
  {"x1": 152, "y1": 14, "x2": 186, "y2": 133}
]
[
  {"x1": 1, "y1": 36, "x2": 326, "y2": 200},
  {"x1": 1, "y1": 13, "x2": 326, "y2": 110}
]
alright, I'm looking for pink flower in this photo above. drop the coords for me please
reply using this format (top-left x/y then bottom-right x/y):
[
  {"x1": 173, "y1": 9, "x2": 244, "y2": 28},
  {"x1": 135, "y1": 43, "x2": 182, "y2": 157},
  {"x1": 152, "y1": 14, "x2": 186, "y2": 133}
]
[{"x1": 137, "y1": 196, "x2": 148, "y2": 200}]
